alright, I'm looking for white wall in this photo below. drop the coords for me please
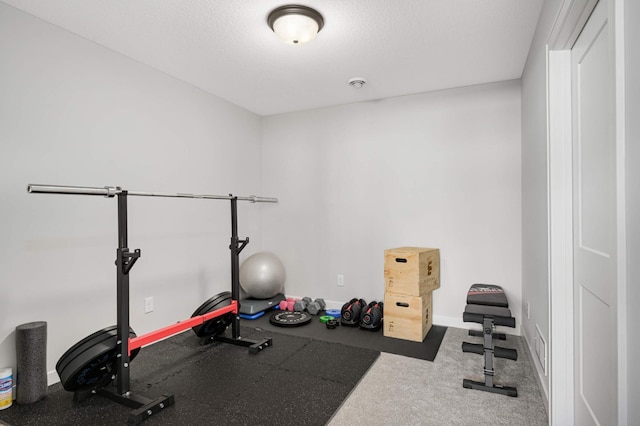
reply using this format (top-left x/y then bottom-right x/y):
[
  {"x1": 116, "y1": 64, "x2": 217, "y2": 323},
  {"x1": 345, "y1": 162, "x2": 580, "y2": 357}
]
[
  {"x1": 520, "y1": 0, "x2": 564, "y2": 405},
  {"x1": 625, "y1": 0, "x2": 640, "y2": 422},
  {"x1": 261, "y1": 81, "x2": 522, "y2": 331},
  {"x1": 0, "y1": 4, "x2": 265, "y2": 384},
  {"x1": 522, "y1": 1, "x2": 639, "y2": 421}
]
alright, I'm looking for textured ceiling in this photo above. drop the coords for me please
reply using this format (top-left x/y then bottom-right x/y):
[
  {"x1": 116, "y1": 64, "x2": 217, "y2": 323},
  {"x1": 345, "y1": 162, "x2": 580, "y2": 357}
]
[{"x1": 1, "y1": 0, "x2": 544, "y2": 116}]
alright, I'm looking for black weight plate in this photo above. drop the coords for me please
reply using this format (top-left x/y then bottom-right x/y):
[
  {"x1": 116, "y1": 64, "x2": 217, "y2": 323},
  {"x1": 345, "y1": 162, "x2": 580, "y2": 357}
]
[
  {"x1": 57, "y1": 326, "x2": 140, "y2": 392},
  {"x1": 269, "y1": 311, "x2": 312, "y2": 327},
  {"x1": 192, "y1": 291, "x2": 232, "y2": 317},
  {"x1": 56, "y1": 325, "x2": 116, "y2": 374},
  {"x1": 56, "y1": 325, "x2": 140, "y2": 375},
  {"x1": 191, "y1": 291, "x2": 234, "y2": 337}
]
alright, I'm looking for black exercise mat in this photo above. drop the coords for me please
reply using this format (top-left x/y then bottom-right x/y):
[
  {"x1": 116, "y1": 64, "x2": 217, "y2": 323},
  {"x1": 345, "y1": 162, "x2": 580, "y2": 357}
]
[
  {"x1": 243, "y1": 312, "x2": 447, "y2": 362},
  {"x1": 0, "y1": 326, "x2": 379, "y2": 426}
]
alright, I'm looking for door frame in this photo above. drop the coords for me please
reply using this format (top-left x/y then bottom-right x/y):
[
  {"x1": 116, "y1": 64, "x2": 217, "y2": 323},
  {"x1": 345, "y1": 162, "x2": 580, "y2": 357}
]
[{"x1": 546, "y1": 0, "x2": 627, "y2": 424}]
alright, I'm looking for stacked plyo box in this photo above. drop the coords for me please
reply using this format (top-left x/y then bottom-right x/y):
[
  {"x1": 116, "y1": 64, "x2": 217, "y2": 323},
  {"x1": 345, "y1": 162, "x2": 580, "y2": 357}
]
[{"x1": 383, "y1": 247, "x2": 440, "y2": 342}]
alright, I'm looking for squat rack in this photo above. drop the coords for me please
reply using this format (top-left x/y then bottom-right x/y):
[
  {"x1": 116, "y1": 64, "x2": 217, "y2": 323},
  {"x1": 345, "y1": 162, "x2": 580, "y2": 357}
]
[{"x1": 27, "y1": 184, "x2": 277, "y2": 424}]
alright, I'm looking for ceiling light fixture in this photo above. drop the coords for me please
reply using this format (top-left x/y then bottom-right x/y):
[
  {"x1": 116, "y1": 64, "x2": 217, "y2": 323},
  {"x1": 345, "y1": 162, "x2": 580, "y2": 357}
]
[{"x1": 267, "y1": 5, "x2": 324, "y2": 45}]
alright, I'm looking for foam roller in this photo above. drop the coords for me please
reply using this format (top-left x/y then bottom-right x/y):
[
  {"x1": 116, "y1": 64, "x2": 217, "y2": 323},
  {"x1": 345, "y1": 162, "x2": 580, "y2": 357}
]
[{"x1": 15, "y1": 321, "x2": 48, "y2": 404}]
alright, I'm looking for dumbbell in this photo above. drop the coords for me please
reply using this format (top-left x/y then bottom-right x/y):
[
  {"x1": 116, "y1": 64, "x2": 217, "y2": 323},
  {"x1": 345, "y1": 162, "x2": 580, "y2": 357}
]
[
  {"x1": 293, "y1": 299, "x2": 307, "y2": 311},
  {"x1": 341, "y1": 298, "x2": 367, "y2": 326},
  {"x1": 307, "y1": 298, "x2": 326, "y2": 315},
  {"x1": 284, "y1": 297, "x2": 327, "y2": 315},
  {"x1": 360, "y1": 301, "x2": 384, "y2": 331},
  {"x1": 292, "y1": 297, "x2": 327, "y2": 315},
  {"x1": 280, "y1": 297, "x2": 296, "y2": 311},
  {"x1": 289, "y1": 296, "x2": 313, "y2": 311}
]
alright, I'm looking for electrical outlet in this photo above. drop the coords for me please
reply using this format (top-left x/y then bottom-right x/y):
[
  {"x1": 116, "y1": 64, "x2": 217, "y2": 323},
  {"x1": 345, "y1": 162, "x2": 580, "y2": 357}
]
[
  {"x1": 144, "y1": 297, "x2": 154, "y2": 314},
  {"x1": 337, "y1": 274, "x2": 344, "y2": 287}
]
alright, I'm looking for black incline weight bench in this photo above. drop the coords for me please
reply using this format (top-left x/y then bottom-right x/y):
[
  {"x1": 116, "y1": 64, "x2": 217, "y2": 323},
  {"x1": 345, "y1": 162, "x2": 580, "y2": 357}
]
[{"x1": 461, "y1": 284, "x2": 517, "y2": 397}]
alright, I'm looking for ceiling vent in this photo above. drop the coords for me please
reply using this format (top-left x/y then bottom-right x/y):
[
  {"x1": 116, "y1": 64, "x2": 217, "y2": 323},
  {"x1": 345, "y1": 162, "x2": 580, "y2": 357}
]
[{"x1": 348, "y1": 78, "x2": 367, "y2": 88}]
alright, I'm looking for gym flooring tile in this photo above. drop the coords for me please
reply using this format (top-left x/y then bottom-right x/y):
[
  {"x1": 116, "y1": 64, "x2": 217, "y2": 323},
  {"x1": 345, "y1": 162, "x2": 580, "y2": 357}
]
[
  {"x1": 0, "y1": 326, "x2": 379, "y2": 426},
  {"x1": 242, "y1": 313, "x2": 447, "y2": 362}
]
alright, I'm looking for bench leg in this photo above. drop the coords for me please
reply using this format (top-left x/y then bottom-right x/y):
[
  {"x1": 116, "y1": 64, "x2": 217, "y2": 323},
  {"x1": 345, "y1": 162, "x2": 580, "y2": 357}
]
[
  {"x1": 462, "y1": 317, "x2": 518, "y2": 397},
  {"x1": 462, "y1": 379, "x2": 518, "y2": 397}
]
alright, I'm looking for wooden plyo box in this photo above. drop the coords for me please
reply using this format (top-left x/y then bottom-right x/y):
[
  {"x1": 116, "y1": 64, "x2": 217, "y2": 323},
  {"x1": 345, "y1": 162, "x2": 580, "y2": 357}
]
[
  {"x1": 383, "y1": 292, "x2": 432, "y2": 342},
  {"x1": 384, "y1": 247, "x2": 440, "y2": 296}
]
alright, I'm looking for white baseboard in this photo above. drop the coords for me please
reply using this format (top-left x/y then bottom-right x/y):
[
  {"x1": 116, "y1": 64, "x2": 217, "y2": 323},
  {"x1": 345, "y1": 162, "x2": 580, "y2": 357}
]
[
  {"x1": 523, "y1": 328, "x2": 550, "y2": 415},
  {"x1": 321, "y1": 300, "x2": 522, "y2": 335}
]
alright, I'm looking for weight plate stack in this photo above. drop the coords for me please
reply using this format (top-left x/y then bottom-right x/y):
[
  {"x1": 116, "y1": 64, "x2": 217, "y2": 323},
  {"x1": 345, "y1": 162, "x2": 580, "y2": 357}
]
[
  {"x1": 191, "y1": 291, "x2": 234, "y2": 338},
  {"x1": 56, "y1": 325, "x2": 140, "y2": 392},
  {"x1": 269, "y1": 311, "x2": 312, "y2": 327},
  {"x1": 325, "y1": 309, "x2": 341, "y2": 318}
]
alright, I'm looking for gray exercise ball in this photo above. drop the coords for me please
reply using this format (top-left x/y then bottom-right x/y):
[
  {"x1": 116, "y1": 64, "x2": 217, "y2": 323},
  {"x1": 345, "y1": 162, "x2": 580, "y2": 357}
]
[{"x1": 239, "y1": 252, "x2": 286, "y2": 299}]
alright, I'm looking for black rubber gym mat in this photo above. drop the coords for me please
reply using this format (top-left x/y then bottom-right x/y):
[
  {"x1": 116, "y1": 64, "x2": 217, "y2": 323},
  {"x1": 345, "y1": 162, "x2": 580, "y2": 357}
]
[
  {"x1": 0, "y1": 326, "x2": 379, "y2": 426},
  {"x1": 244, "y1": 311, "x2": 447, "y2": 362}
]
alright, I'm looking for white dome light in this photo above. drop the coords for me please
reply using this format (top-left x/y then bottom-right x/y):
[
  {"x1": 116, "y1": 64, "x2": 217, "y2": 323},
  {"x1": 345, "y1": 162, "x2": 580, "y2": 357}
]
[{"x1": 268, "y1": 5, "x2": 324, "y2": 45}]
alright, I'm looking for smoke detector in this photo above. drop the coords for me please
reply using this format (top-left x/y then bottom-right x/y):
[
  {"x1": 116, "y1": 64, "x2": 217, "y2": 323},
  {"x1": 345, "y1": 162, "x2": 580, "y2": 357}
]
[{"x1": 348, "y1": 78, "x2": 367, "y2": 88}]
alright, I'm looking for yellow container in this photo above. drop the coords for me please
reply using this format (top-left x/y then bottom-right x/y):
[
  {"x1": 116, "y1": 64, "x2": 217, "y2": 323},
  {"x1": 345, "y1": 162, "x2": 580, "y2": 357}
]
[{"x1": 0, "y1": 367, "x2": 12, "y2": 410}]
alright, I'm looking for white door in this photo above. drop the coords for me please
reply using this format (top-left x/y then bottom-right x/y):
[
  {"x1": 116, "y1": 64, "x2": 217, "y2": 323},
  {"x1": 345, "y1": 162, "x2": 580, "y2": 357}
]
[{"x1": 572, "y1": 0, "x2": 617, "y2": 424}]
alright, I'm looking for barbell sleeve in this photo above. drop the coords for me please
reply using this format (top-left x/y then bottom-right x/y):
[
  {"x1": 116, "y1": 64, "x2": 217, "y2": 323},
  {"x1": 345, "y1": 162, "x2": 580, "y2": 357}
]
[{"x1": 27, "y1": 184, "x2": 121, "y2": 197}]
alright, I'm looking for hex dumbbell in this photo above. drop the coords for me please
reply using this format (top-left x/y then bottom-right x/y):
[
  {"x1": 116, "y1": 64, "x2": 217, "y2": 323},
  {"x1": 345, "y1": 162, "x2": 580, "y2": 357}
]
[
  {"x1": 294, "y1": 299, "x2": 307, "y2": 311},
  {"x1": 307, "y1": 298, "x2": 326, "y2": 315}
]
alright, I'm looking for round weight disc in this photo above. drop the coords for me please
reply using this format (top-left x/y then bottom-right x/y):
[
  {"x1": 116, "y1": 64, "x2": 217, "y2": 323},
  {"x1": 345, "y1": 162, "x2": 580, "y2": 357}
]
[
  {"x1": 191, "y1": 291, "x2": 234, "y2": 338},
  {"x1": 269, "y1": 311, "x2": 312, "y2": 327},
  {"x1": 56, "y1": 326, "x2": 140, "y2": 392},
  {"x1": 326, "y1": 319, "x2": 339, "y2": 329},
  {"x1": 56, "y1": 325, "x2": 117, "y2": 375},
  {"x1": 325, "y1": 309, "x2": 341, "y2": 318}
]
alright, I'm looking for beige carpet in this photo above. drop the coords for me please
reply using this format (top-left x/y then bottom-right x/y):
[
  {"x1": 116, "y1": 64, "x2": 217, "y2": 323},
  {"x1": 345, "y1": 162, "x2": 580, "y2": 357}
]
[{"x1": 329, "y1": 327, "x2": 548, "y2": 426}]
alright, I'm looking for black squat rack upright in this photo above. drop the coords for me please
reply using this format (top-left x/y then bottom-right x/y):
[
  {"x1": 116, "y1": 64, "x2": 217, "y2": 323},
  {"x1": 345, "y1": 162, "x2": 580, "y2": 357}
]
[{"x1": 27, "y1": 183, "x2": 278, "y2": 425}]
